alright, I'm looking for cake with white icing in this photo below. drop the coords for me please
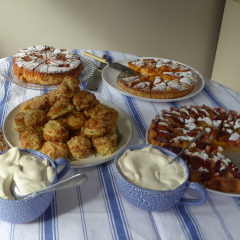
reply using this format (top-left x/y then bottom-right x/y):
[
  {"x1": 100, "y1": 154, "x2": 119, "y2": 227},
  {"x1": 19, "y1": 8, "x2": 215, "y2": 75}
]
[
  {"x1": 12, "y1": 45, "x2": 83, "y2": 85},
  {"x1": 147, "y1": 105, "x2": 240, "y2": 193},
  {"x1": 117, "y1": 58, "x2": 198, "y2": 99}
]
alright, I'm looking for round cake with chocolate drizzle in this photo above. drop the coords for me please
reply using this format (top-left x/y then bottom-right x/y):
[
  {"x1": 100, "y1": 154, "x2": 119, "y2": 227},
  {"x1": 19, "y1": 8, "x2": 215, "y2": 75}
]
[
  {"x1": 12, "y1": 45, "x2": 83, "y2": 85},
  {"x1": 117, "y1": 58, "x2": 198, "y2": 99},
  {"x1": 147, "y1": 105, "x2": 240, "y2": 193}
]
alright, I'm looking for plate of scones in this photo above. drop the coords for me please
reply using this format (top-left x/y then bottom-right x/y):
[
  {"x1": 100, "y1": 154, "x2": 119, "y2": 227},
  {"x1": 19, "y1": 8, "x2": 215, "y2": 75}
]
[
  {"x1": 102, "y1": 57, "x2": 205, "y2": 102},
  {"x1": 3, "y1": 76, "x2": 132, "y2": 167},
  {"x1": 146, "y1": 105, "x2": 240, "y2": 196},
  {"x1": 0, "y1": 45, "x2": 95, "y2": 90}
]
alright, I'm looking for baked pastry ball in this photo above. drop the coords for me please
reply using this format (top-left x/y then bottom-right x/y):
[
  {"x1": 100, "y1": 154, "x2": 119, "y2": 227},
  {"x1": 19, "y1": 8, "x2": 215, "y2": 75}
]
[
  {"x1": 107, "y1": 108, "x2": 119, "y2": 122},
  {"x1": 83, "y1": 103, "x2": 118, "y2": 122},
  {"x1": 41, "y1": 141, "x2": 69, "y2": 161},
  {"x1": 63, "y1": 109, "x2": 86, "y2": 131},
  {"x1": 105, "y1": 120, "x2": 117, "y2": 134},
  {"x1": 13, "y1": 112, "x2": 27, "y2": 132},
  {"x1": 47, "y1": 89, "x2": 61, "y2": 106},
  {"x1": 67, "y1": 136, "x2": 92, "y2": 159},
  {"x1": 24, "y1": 110, "x2": 48, "y2": 129},
  {"x1": 19, "y1": 94, "x2": 50, "y2": 113},
  {"x1": 72, "y1": 90, "x2": 99, "y2": 111},
  {"x1": 19, "y1": 128, "x2": 43, "y2": 150},
  {"x1": 47, "y1": 98, "x2": 74, "y2": 120},
  {"x1": 82, "y1": 119, "x2": 107, "y2": 138},
  {"x1": 69, "y1": 130, "x2": 88, "y2": 138},
  {"x1": 57, "y1": 76, "x2": 81, "y2": 98},
  {"x1": 43, "y1": 120, "x2": 69, "y2": 142},
  {"x1": 92, "y1": 133, "x2": 118, "y2": 155}
]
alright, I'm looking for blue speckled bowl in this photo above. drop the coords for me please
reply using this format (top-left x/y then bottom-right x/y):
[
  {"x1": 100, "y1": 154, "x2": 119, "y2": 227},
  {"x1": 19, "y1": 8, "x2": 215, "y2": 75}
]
[
  {"x1": 0, "y1": 148, "x2": 70, "y2": 224},
  {"x1": 114, "y1": 144, "x2": 207, "y2": 212}
]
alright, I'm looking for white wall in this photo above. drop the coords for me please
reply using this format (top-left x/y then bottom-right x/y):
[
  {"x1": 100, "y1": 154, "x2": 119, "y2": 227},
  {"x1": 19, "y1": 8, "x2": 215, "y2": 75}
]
[
  {"x1": 212, "y1": 0, "x2": 240, "y2": 93},
  {"x1": 0, "y1": 0, "x2": 225, "y2": 79}
]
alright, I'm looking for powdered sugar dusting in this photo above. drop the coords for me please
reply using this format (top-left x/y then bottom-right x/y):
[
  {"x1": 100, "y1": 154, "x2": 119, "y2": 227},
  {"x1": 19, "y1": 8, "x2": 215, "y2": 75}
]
[
  {"x1": 229, "y1": 132, "x2": 240, "y2": 141},
  {"x1": 14, "y1": 45, "x2": 81, "y2": 74},
  {"x1": 133, "y1": 82, "x2": 151, "y2": 90},
  {"x1": 121, "y1": 76, "x2": 141, "y2": 87},
  {"x1": 152, "y1": 82, "x2": 167, "y2": 91}
]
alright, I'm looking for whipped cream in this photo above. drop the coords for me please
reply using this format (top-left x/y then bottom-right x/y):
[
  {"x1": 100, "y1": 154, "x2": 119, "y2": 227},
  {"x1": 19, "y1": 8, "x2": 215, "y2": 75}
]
[
  {"x1": 117, "y1": 145, "x2": 187, "y2": 191},
  {"x1": 0, "y1": 147, "x2": 54, "y2": 200}
]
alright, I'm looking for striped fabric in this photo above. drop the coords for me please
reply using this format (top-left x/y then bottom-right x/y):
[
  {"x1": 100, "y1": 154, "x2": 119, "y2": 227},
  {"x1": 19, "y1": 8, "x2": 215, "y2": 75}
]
[{"x1": 0, "y1": 50, "x2": 240, "y2": 240}]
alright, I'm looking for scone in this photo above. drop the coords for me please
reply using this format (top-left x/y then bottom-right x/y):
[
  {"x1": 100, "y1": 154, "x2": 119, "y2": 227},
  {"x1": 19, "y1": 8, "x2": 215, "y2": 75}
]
[
  {"x1": 92, "y1": 133, "x2": 118, "y2": 155},
  {"x1": 43, "y1": 120, "x2": 69, "y2": 142},
  {"x1": 67, "y1": 136, "x2": 92, "y2": 159},
  {"x1": 19, "y1": 94, "x2": 51, "y2": 113},
  {"x1": 13, "y1": 112, "x2": 27, "y2": 132},
  {"x1": 13, "y1": 77, "x2": 120, "y2": 161},
  {"x1": 83, "y1": 103, "x2": 118, "y2": 122},
  {"x1": 57, "y1": 76, "x2": 81, "y2": 98},
  {"x1": 82, "y1": 119, "x2": 108, "y2": 138},
  {"x1": 41, "y1": 141, "x2": 69, "y2": 160},
  {"x1": 72, "y1": 90, "x2": 99, "y2": 111},
  {"x1": 19, "y1": 129, "x2": 43, "y2": 150},
  {"x1": 105, "y1": 120, "x2": 117, "y2": 134},
  {"x1": 63, "y1": 109, "x2": 86, "y2": 131},
  {"x1": 24, "y1": 110, "x2": 48, "y2": 129},
  {"x1": 47, "y1": 99, "x2": 74, "y2": 120}
]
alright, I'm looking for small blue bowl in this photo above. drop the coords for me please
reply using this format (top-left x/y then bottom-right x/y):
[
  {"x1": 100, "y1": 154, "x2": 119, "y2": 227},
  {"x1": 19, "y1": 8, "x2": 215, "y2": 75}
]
[
  {"x1": 114, "y1": 144, "x2": 207, "y2": 212},
  {"x1": 0, "y1": 148, "x2": 70, "y2": 224}
]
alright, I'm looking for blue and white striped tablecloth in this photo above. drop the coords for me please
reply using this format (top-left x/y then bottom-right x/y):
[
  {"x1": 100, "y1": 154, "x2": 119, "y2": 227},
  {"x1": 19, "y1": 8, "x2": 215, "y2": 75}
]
[{"x1": 0, "y1": 50, "x2": 240, "y2": 240}]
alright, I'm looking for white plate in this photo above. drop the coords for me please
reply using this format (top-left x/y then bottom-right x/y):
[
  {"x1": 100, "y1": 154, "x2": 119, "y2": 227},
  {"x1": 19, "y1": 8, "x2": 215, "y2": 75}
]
[
  {"x1": 102, "y1": 57, "x2": 205, "y2": 102},
  {"x1": 0, "y1": 56, "x2": 95, "y2": 90},
  {"x1": 207, "y1": 188, "x2": 240, "y2": 197},
  {"x1": 3, "y1": 99, "x2": 132, "y2": 168},
  {"x1": 146, "y1": 125, "x2": 240, "y2": 197}
]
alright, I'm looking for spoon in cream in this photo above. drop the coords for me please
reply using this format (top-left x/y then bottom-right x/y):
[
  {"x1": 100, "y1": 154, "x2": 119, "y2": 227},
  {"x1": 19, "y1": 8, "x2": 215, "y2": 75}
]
[
  {"x1": 11, "y1": 173, "x2": 87, "y2": 200},
  {"x1": 169, "y1": 130, "x2": 206, "y2": 164}
]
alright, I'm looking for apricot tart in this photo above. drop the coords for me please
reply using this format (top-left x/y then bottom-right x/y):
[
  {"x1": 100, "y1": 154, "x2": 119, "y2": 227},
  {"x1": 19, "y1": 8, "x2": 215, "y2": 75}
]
[
  {"x1": 117, "y1": 58, "x2": 198, "y2": 99},
  {"x1": 147, "y1": 105, "x2": 240, "y2": 193}
]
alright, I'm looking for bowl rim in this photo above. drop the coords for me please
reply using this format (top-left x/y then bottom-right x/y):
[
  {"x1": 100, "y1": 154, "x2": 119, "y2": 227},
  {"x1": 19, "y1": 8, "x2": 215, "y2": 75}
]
[{"x1": 114, "y1": 144, "x2": 190, "y2": 193}]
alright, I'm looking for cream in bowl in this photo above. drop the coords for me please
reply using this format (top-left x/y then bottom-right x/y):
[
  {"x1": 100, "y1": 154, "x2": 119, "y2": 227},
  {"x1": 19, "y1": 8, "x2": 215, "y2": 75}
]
[
  {"x1": 0, "y1": 147, "x2": 54, "y2": 200},
  {"x1": 117, "y1": 145, "x2": 187, "y2": 191},
  {"x1": 114, "y1": 144, "x2": 207, "y2": 212},
  {"x1": 0, "y1": 147, "x2": 70, "y2": 224}
]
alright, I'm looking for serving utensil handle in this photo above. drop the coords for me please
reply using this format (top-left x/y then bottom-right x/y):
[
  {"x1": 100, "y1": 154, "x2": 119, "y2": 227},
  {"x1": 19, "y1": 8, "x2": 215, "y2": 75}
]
[
  {"x1": 82, "y1": 51, "x2": 107, "y2": 63},
  {"x1": 169, "y1": 130, "x2": 206, "y2": 164}
]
